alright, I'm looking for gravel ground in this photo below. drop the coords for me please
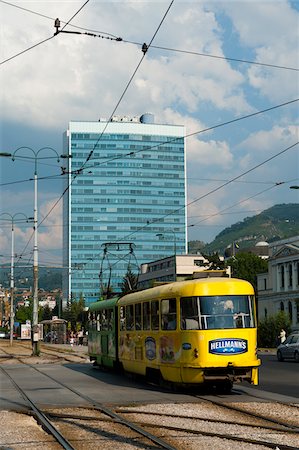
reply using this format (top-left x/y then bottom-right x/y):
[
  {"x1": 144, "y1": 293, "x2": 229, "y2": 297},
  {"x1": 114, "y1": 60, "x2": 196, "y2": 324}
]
[{"x1": 0, "y1": 341, "x2": 298, "y2": 449}]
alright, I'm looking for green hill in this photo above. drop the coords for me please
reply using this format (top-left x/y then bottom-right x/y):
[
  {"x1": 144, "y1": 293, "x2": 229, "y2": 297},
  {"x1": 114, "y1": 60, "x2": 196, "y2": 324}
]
[{"x1": 199, "y1": 203, "x2": 299, "y2": 254}]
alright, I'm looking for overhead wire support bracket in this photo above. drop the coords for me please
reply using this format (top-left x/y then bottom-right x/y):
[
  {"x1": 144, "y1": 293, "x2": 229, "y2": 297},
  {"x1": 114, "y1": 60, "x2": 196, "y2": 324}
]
[
  {"x1": 142, "y1": 43, "x2": 148, "y2": 54},
  {"x1": 54, "y1": 18, "x2": 122, "y2": 41}
]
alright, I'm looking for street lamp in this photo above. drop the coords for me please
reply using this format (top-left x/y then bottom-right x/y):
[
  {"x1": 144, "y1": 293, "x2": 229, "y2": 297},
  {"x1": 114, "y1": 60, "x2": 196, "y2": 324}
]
[
  {"x1": 1, "y1": 147, "x2": 62, "y2": 356},
  {"x1": 0, "y1": 213, "x2": 33, "y2": 346},
  {"x1": 156, "y1": 229, "x2": 177, "y2": 281}
]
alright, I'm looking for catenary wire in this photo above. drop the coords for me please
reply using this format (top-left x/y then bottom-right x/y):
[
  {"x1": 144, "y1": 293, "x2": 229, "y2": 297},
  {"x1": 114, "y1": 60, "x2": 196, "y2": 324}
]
[
  {"x1": 0, "y1": 0, "x2": 90, "y2": 65},
  {"x1": 118, "y1": 141, "x2": 298, "y2": 241},
  {"x1": 188, "y1": 184, "x2": 282, "y2": 228},
  {"x1": 35, "y1": 1, "x2": 175, "y2": 229},
  {"x1": 10, "y1": 1, "x2": 174, "y2": 266},
  {"x1": 4, "y1": 0, "x2": 91, "y2": 267},
  {"x1": 9, "y1": 99, "x2": 298, "y2": 266},
  {"x1": 1, "y1": 0, "x2": 297, "y2": 71},
  {"x1": 0, "y1": 0, "x2": 118, "y2": 37},
  {"x1": 122, "y1": 41, "x2": 299, "y2": 72}
]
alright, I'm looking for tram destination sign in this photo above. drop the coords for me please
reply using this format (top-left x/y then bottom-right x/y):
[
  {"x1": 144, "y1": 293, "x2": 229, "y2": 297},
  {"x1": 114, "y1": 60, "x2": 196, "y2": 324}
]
[{"x1": 209, "y1": 338, "x2": 248, "y2": 355}]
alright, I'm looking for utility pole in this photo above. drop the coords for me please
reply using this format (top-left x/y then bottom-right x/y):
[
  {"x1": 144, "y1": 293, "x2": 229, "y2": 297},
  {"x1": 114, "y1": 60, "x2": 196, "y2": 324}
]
[
  {"x1": 0, "y1": 213, "x2": 32, "y2": 346},
  {"x1": 0, "y1": 147, "x2": 68, "y2": 355}
]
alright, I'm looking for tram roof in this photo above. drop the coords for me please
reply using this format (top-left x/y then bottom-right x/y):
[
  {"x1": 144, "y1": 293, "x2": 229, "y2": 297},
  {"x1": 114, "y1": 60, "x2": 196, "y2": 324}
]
[
  {"x1": 118, "y1": 277, "x2": 254, "y2": 306},
  {"x1": 88, "y1": 296, "x2": 120, "y2": 312}
]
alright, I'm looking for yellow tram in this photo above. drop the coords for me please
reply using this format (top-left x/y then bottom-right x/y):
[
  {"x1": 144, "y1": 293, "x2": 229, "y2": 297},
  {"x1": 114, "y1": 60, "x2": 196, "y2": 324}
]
[{"x1": 89, "y1": 277, "x2": 260, "y2": 391}]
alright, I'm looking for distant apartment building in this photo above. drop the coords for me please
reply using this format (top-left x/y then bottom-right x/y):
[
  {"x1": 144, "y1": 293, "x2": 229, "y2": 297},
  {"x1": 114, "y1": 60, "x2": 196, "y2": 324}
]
[
  {"x1": 138, "y1": 254, "x2": 209, "y2": 289},
  {"x1": 62, "y1": 114, "x2": 187, "y2": 305},
  {"x1": 257, "y1": 236, "x2": 299, "y2": 331}
]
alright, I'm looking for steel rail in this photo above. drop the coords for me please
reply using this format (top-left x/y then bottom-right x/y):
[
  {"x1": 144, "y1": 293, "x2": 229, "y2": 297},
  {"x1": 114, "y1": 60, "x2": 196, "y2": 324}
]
[
  {"x1": 115, "y1": 408, "x2": 299, "y2": 434},
  {"x1": 1, "y1": 360, "x2": 176, "y2": 450},
  {"x1": 0, "y1": 365, "x2": 75, "y2": 450},
  {"x1": 233, "y1": 386, "x2": 299, "y2": 409},
  {"x1": 134, "y1": 421, "x2": 299, "y2": 450},
  {"x1": 194, "y1": 394, "x2": 299, "y2": 432},
  {"x1": 47, "y1": 411, "x2": 299, "y2": 450}
]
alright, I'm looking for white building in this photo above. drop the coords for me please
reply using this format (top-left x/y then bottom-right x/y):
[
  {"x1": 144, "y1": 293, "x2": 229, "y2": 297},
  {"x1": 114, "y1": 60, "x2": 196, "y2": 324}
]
[
  {"x1": 257, "y1": 236, "x2": 299, "y2": 331},
  {"x1": 138, "y1": 254, "x2": 229, "y2": 289}
]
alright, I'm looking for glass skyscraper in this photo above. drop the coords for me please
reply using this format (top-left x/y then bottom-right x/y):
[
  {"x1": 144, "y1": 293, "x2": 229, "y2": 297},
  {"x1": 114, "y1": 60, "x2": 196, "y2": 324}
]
[{"x1": 62, "y1": 114, "x2": 186, "y2": 306}]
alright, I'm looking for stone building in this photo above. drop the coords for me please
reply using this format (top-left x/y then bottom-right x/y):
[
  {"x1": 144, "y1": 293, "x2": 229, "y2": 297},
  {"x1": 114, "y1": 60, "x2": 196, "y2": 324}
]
[{"x1": 257, "y1": 236, "x2": 299, "y2": 331}]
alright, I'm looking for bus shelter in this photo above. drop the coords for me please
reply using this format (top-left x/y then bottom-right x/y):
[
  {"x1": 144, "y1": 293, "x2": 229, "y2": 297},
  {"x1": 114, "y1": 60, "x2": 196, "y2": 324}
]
[{"x1": 40, "y1": 318, "x2": 67, "y2": 344}]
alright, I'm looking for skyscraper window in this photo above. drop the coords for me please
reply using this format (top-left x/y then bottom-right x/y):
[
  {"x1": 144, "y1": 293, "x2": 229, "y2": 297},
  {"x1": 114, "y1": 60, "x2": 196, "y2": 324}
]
[{"x1": 62, "y1": 115, "x2": 186, "y2": 305}]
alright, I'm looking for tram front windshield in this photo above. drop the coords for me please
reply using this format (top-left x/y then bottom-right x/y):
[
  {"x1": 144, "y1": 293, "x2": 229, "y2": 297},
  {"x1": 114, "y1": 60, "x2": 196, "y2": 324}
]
[{"x1": 180, "y1": 295, "x2": 255, "y2": 330}]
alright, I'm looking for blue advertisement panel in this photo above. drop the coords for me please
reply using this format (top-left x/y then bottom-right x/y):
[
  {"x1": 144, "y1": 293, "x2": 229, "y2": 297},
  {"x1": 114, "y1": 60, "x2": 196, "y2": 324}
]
[{"x1": 209, "y1": 338, "x2": 248, "y2": 355}]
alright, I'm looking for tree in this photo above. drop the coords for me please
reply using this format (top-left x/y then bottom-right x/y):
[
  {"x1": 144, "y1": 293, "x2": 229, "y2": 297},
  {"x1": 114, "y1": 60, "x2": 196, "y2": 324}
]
[
  {"x1": 121, "y1": 268, "x2": 138, "y2": 295},
  {"x1": 15, "y1": 304, "x2": 32, "y2": 323},
  {"x1": 227, "y1": 252, "x2": 268, "y2": 293},
  {"x1": 41, "y1": 304, "x2": 52, "y2": 321},
  {"x1": 201, "y1": 252, "x2": 226, "y2": 270},
  {"x1": 258, "y1": 312, "x2": 291, "y2": 348},
  {"x1": 62, "y1": 293, "x2": 86, "y2": 331}
]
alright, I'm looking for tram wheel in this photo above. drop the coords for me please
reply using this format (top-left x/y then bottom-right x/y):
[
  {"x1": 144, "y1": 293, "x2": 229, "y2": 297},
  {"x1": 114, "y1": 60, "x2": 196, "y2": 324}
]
[{"x1": 215, "y1": 380, "x2": 233, "y2": 394}]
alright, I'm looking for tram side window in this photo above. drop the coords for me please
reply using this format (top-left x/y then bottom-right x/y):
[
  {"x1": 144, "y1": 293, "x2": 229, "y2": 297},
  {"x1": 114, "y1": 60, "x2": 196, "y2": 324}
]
[
  {"x1": 102, "y1": 309, "x2": 108, "y2": 331},
  {"x1": 151, "y1": 301, "x2": 159, "y2": 330},
  {"x1": 89, "y1": 312, "x2": 98, "y2": 331},
  {"x1": 180, "y1": 297, "x2": 200, "y2": 330},
  {"x1": 126, "y1": 304, "x2": 134, "y2": 330},
  {"x1": 96, "y1": 313, "x2": 101, "y2": 331},
  {"x1": 108, "y1": 309, "x2": 114, "y2": 330},
  {"x1": 161, "y1": 298, "x2": 177, "y2": 330},
  {"x1": 135, "y1": 303, "x2": 142, "y2": 330},
  {"x1": 119, "y1": 306, "x2": 126, "y2": 330},
  {"x1": 143, "y1": 302, "x2": 150, "y2": 330}
]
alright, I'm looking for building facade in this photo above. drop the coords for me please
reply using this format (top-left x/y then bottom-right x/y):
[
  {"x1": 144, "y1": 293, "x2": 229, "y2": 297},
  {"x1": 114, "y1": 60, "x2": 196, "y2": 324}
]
[
  {"x1": 62, "y1": 114, "x2": 187, "y2": 305},
  {"x1": 257, "y1": 236, "x2": 299, "y2": 331}
]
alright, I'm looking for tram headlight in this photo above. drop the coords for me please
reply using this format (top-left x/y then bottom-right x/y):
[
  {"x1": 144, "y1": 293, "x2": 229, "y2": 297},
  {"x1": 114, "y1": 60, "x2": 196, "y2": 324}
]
[{"x1": 194, "y1": 348, "x2": 199, "y2": 358}]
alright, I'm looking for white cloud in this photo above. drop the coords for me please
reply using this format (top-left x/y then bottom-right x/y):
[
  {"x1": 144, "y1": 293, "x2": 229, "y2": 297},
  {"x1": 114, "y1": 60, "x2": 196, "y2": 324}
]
[
  {"x1": 217, "y1": 1, "x2": 299, "y2": 101},
  {"x1": 1, "y1": 1, "x2": 254, "y2": 129}
]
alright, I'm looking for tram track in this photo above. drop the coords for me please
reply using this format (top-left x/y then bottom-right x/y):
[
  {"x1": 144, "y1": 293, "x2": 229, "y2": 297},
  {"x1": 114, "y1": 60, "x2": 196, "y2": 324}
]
[
  {"x1": 193, "y1": 393, "x2": 299, "y2": 431},
  {"x1": 114, "y1": 403, "x2": 299, "y2": 450},
  {"x1": 0, "y1": 358, "x2": 177, "y2": 450},
  {"x1": 1, "y1": 343, "x2": 298, "y2": 449}
]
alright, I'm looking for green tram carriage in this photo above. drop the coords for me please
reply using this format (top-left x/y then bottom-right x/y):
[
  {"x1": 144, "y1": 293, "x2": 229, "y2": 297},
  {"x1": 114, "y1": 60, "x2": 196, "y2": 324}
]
[
  {"x1": 88, "y1": 296, "x2": 119, "y2": 368},
  {"x1": 88, "y1": 278, "x2": 261, "y2": 390}
]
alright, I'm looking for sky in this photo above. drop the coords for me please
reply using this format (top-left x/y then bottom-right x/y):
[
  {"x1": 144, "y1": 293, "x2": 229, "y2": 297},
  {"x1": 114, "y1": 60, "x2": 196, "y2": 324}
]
[{"x1": 0, "y1": 0, "x2": 298, "y2": 272}]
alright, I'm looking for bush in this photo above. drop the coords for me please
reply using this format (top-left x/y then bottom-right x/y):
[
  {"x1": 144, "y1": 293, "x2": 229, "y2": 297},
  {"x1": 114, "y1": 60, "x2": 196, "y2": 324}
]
[{"x1": 258, "y1": 311, "x2": 291, "y2": 348}]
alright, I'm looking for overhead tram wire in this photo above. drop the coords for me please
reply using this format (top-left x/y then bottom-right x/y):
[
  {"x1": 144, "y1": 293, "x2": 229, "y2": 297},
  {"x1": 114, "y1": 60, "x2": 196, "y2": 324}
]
[
  {"x1": 0, "y1": 0, "x2": 90, "y2": 66},
  {"x1": 35, "y1": 1, "x2": 175, "y2": 232},
  {"x1": 118, "y1": 140, "x2": 299, "y2": 242},
  {"x1": 6, "y1": 0, "x2": 92, "y2": 264},
  {"x1": 11, "y1": 96, "x2": 299, "y2": 263},
  {"x1": 0, "y1": 0, "x2": 118, "y2": 38},
  {"x1": 188, "y1": 184, "x2": 283, "y2": 228},
  {"x1": 0, "y1": 35, "x2": 55, "y2": 65},
  {"x1": 83, "y1": 98, "x2": 299, "y2": 169},
  {"x1": 2, "y1": 0, "x2": 297, "y2": 72},
  {"x1": 121, "y1": 41, "x2": 299, "y2": 72},
  {"x1": 11, "y1": 0, "x2": 174, "y2": 269},
  {"x1": 82, "y1": 143, "x2": 299, "y2": 275}
]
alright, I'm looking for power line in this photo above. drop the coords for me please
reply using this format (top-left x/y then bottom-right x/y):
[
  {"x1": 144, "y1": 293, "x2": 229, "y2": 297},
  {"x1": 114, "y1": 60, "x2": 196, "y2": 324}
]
[
  {"x1": 36, "y1": 1, "x2": 175, "y2": 231},
  {"x1": 188, "y1": 185, "x2": 280, "y2": 228},
  {"x1": 2, "y1": 0, "x2": 297, "y2": 71},
  {"x1": 120, "y1": 141, "x2": 298, "y2": 240},
  {"x1": 0, "y1": 0, "x2": 90, "y2": 66},
  {"x1": 0, "y1": 35, "x2": 55, "y2": 65},
  {"x1": 0, "y1": 0, "x2": 119, "y2": 37},
  {"x1": 128, "y1": 42, "x2": 299, "y2": 72},
  {"x1": 11, "y1": 1, "x2": 174, "y2": 268}
]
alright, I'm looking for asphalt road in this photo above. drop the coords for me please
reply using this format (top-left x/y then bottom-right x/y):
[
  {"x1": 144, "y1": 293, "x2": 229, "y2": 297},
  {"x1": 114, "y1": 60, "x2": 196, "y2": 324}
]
[{"x1": 254, "y1": 353, "x2": 299, "y2": 399}]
